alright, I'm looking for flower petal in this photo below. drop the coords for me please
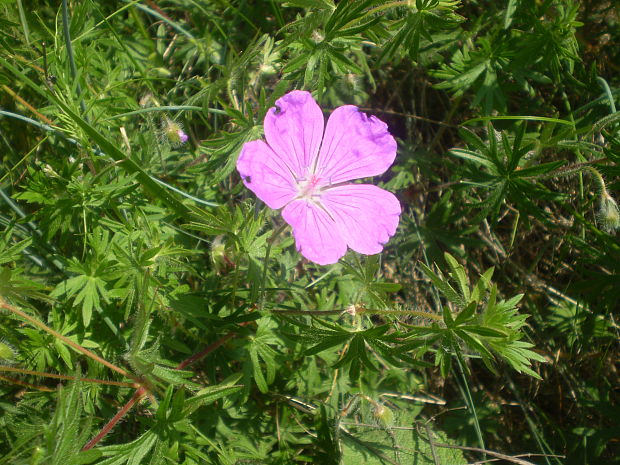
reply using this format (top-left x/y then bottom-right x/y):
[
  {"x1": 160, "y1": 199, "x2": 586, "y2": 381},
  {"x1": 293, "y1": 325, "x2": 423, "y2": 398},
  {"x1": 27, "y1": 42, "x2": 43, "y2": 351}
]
[
  {"x1": 236, "y1": 140, "x2": 297, "y2": 209},
  {"x1": 264, "y1": 90, "x2": 325, "y2": 177},
  {"x1": 314, "y1": 106, "x2": 397, "y2": 184},
  {"x1": 282, "y1": 200, "x2": 348, "y2": 265},
  {"x1": 322, "y1": 184, "x2": 400, "y2": 255}
]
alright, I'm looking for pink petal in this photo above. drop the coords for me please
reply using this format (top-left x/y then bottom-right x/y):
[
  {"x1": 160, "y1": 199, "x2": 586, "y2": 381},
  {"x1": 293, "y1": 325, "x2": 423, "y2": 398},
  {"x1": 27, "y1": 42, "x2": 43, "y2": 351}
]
[
  {"x1": 314, "y1": 106, "x2": 397, "y2": 184},
  {"x1": 236, "y1": 140, "x2": 297, "y2": 209},
  {"x1": 322, "y1": 184, "x2": 400, "y2": 255},
  {"x1": 282, "y1": 200, "x2": 348, "y2": 265},
  {"x1": 264, "y1": 91, "x2": 325, "y2": 177}
]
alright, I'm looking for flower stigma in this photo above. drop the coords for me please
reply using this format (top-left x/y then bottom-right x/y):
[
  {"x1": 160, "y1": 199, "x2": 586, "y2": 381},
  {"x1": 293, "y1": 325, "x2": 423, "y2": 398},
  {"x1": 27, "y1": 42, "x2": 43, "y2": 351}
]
[{"x1": 296, "y1": 173, "x2": 323, "y2": 201}]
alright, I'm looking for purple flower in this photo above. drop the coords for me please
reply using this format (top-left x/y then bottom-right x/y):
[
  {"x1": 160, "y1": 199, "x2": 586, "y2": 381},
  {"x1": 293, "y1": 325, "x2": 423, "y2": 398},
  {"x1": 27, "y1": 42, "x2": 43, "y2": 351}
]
[{"x1": 237, "y1": 90, "x2": 401, "y2": 265}]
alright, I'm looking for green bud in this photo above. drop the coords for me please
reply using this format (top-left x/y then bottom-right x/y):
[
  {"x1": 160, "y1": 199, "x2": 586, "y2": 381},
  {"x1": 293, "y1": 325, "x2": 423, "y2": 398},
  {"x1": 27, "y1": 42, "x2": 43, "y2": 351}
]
[
  {"x1": 162, "y1": 119, "x2": 188, "y2": 147},
  {"x1": 598, "y1": 193, "x2": 620, "y2": 233},
  {"x1": 211, "y1": 236, "x2": 231, "y2": 273},
  {"x1": 373, "y1": 404, "x2": 394, "y2": 427},
  {"x1": 0, "y1": 340, "x2": 16, "y2": 365}
]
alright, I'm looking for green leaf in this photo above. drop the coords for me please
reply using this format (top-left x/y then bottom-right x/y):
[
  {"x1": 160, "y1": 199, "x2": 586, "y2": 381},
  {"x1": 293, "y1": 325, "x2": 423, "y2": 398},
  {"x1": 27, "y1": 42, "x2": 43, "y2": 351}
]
[
  {"x1": 98, "y1": 430, "x2": 158, "y2": 465},
  {"x1": 449, "y1": 148, "x2": 498, "y2": 171},
  {"x1": 514, "y1": 160, "x2": 566, "y2": 178},
  {"x1": 0, "y1": 57, "x2": 189, "y2": 218},
  {"x1": 455, "y1": 329, "x2": 495, "y2": 361},
  {"x1": 471, "y1": 267, "x2": 494, "y2": 303},
  {"x1": 454, "y1": 301, "x2": 477, "y2": 325},
  {"x1": 444, "y1": 253, "x2": 469, "y2": 301},
  {"x1": 249, "y1": 344, "x2": 268, "y2": 393},
  {"x1": 305, "y1": 333, "x2": 352, "y2": 356},
  {"x1": 461, "y1": 325, "x2": 507, "y2": 338},
  {"x1": 341, "y1": 409, "x2": 466, "y2": 464},
  {"x1": 419, "y1": 262, "x2": 465, "y2": 307},
  {"x1": 463, "y1": 115, "x2": 574, "y2": 126},
  {"x1": 592, "y1": 111, "x2": 620, "y2": 133},
  {"x1": 183, "y1": 378, "x2": 243, "y2": 416}
]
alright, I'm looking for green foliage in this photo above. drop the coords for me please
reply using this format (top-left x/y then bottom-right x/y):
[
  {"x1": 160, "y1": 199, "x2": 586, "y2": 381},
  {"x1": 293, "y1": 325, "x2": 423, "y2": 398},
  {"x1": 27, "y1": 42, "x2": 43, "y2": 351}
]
[
  {"x1": 0, "y1": 0, "x2": 618, "y2": 464},
  {"x1": 450, "y1": 123, "x2": 567, "y2": 225},
  {"x1": 415, "y1": 253, "x2": 545, "y2": 378}
]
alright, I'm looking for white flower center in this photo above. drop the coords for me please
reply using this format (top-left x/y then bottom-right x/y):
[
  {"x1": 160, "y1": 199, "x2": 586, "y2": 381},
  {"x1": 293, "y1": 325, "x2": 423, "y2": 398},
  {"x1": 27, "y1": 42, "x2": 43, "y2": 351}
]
[{"x1": 296, "y1": 174, "x2": 322, "y2": 200}]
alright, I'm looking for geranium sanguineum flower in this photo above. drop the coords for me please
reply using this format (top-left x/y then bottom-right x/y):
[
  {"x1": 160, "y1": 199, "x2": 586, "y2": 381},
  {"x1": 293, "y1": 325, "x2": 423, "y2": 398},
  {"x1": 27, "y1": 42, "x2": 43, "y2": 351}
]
[{"x1": 237, "y1": 90, "x2": 401, "y2": 265}]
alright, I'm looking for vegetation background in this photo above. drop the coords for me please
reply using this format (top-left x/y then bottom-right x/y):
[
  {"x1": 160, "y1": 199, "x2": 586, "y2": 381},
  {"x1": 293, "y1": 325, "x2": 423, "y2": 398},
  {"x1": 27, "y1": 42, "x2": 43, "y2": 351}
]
[{"x1": 0, "y1": 0, "x2": 618, "y2": 463}]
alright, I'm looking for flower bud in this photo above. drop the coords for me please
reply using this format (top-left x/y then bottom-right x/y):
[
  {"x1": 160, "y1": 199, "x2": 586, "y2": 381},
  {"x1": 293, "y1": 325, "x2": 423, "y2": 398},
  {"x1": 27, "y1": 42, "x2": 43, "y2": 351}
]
[
  {"x1": 0, "y1": 340, "x2": 16, "y2": 365},
  {"x1": 211, "y1": 235, "x2": 234, "y2": 273},
  {"x1": 162, "y1": 119, "x2": 188, "y2": 146},
  {"x1": 344, "y1": 304, "x2": 357, "y2": 317},
  {"x1": 598, "y1": 192, "x2": 620, "y2": 233},
  {"x1": 373, "y1": 403, "x2": 394, "y2": 427}
]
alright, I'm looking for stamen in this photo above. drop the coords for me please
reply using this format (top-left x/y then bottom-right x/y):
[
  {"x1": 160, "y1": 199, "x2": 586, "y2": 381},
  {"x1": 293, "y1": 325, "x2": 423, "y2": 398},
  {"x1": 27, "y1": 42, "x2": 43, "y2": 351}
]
[{"x1": 296, "y1": 173, "x2": 323, "y2": 200}]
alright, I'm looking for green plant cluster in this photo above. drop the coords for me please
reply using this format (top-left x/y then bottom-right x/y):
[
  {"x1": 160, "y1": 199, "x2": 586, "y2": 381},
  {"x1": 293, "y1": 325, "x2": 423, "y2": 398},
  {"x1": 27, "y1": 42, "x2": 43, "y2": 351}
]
[{"x1": 0, "y1": 1, "x2": 618, "y2": 464}]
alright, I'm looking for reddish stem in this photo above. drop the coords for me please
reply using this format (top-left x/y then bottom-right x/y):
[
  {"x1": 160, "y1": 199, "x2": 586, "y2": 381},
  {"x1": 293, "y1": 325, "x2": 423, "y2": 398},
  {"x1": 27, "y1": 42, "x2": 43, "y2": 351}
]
[
  {"x1": 175, "y1": 332, "x2": 236, "y2": 370},
  {"x1": 82, "y1": 387, "x2": 147, "y2": 451},
  {"x1": 0, "y1": 374, "x2": 55, "y2": 392},
  {"x1": 81, "y1": 326, "x2": 246, "y2": 451},
  {"x1": 0, "y1": 366, "x2": 139, "y2": 388}
]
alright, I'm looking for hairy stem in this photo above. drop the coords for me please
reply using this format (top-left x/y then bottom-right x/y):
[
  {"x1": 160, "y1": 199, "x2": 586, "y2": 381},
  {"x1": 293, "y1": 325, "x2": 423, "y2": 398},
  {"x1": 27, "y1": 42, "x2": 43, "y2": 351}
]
[
  {"x1": 0, "y1": 366, "x2": 138, "y2": 388},
  {"x1": 82, "y1": 387, "x2": 147, "y2": 451},
  {"x1": 271, "y1": 306, "x2": 443, "y2": 321},
  {"x1": 0, "y1": 299, "x2": 135, "y2": 381},
  {"x1": 82, "y1": 325, "x2": 248, "y2": 450},
  {"x1": 597, "y1": 76, "x2": 617, "y2": 114},
  {"x1": 259, "y1": 222, "x2": 288, "y2": 309},
  {"x1": 62, "y1": 0, "x2": 86, "y2": 114},
  {"x1": 0, "y1": 374, "x2": 54, "y2": 392}
]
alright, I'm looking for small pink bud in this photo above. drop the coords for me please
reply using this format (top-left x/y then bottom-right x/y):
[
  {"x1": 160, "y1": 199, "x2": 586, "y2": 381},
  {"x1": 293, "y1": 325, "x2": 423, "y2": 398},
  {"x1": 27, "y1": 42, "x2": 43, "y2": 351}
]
[{"x1": 162, "y1": 119, "x2": 188, "y2": 147}]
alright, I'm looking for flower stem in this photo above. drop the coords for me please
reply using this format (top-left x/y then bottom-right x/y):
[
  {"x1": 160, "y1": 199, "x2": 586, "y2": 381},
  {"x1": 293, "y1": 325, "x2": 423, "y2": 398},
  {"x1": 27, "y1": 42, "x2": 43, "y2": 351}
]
[
  {"x1": 0, "y1": 299, "x2": 135, "y2": 381},
  {"x1": 597, "y1": 77, "x2": 617, "y2": 114},
  {"x1": 270, "y1": 309, "x2": 343, "y2": 316},
  {"x1": 358, "y1": 308, "x2": 443, "y2": 321},
  {"x1": 270, "y1": 306, "x2": 442, "y2": 321},
  {"x1": 0, "y1": 366, "x2": 138, "y2": 388},
  {"x1": 533, "y1": 157, "x2": 608, "y2": 185},
  {"x1": 1, "y1": 84, "x2": 53, "y2": 125},
  {"x1": 259, "y1": 222, "x2": 288, "y2": 310},
  {"x1": 62, "y1": 0, "x2": 86, "y2": 115},
  {"x1": 0, "y1": 374, "x2": 54, "y2": 392},
  {"x1": 82, "y1": 387, "x2": 147, "y2": 451},
  {"x1": 81, "y1": 325, "x2": 249, "y2": 451}
]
